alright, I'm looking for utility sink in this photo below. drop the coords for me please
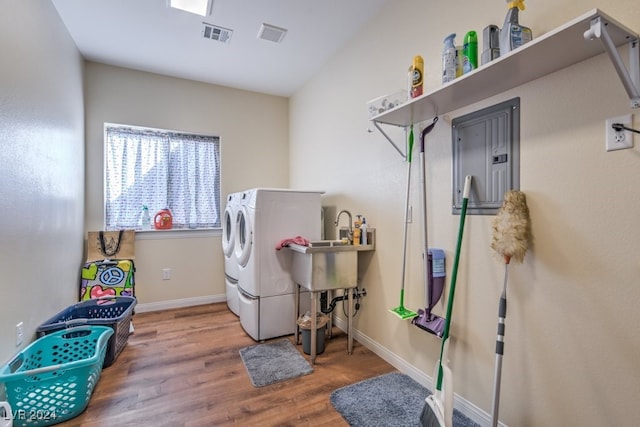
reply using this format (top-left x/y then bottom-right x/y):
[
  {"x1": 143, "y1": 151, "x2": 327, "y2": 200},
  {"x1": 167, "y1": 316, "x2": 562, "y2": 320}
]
[
  {"x1": 288, "y1": 235, "x2": 375, "y2": 364},
  {"x1": 287, "y1": 240, "x2": 360, "y2": 291}
]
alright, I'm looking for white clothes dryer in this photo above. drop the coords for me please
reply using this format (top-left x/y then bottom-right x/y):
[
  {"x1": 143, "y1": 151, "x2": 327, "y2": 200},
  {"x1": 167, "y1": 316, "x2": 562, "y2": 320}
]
[
  {"x1": 235, "y1": 188, "x2": 322, "y2": 341},
  {"x1": 222, "y1": 192, "x2": 241, "y2": 316}
]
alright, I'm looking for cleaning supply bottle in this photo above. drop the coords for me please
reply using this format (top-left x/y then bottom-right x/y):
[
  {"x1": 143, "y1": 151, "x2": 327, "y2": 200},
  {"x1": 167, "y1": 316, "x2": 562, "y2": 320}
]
[
  {"x1": 482, "y1": 24, "x2": 501, "y2": 64},
  {"x1": 455, "y1": 45, "x2": 464, "y2": 77},
  {"x1": 410, "y1": 55, "x2": 424, "y2": 98},
  {"x1": 361, "y1": 217, "x2": 368, "y2": 245},
  {"x1": 462, "y1": 30, "x2": 478, "y2": 74},
  {"x1": 141, "y1": 205, "x2": 151, "y2": 229},
  {"x1": 499, "y1": 0, "x2": 532, "y2": 56},
  {"x1": 442, "y1": 34, "x2": 457, "y2": 84},
  {"x1": 353, "y1": 215, "x2": 363, "y2": 246}
]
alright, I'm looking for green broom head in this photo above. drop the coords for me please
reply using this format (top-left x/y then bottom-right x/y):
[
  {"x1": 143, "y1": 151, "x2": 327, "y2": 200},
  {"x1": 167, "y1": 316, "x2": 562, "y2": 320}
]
[
  {"x1": 491, "y1": 190, "x2": 531, "y2": 264},
  {"x1": 389, "y1": 290, "x2": 418, "y2": 320}
]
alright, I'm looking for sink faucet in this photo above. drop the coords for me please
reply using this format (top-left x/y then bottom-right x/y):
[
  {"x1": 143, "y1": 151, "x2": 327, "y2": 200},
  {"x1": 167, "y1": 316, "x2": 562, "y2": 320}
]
[{"x1": 334, "y1": 210, "x2": 353, "y2": 243}]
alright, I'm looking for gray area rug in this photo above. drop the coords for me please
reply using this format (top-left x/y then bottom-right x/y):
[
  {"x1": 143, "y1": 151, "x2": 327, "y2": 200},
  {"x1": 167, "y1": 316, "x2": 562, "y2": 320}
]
[
  {"x1": 239, "y1": 339, "x2": 313, "y2": 387},
  {"x1": 330, "y1": 372, "x2": 480, "y2": 427}
]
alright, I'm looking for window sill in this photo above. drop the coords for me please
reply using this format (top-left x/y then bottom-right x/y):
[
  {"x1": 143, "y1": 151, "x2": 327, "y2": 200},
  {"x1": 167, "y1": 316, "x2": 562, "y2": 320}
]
[{"x1": 135, "y1": 228, "x2": 221, "y2": 240}]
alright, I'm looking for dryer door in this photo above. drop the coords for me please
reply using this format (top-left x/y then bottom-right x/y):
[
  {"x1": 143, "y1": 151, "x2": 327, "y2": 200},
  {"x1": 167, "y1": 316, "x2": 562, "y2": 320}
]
[
  {"x1": 235, "y1": 205, "x2": 252, "y2": 268},
  {"x1": 221, "y1": 203, "x2": 235, "y2": 257}
]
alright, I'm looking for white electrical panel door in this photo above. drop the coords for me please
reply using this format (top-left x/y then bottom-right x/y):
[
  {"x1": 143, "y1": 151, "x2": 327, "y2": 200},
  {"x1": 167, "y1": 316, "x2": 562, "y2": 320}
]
[{"x1": 452, "y1": 97, "x2": 520, "y2": 215}]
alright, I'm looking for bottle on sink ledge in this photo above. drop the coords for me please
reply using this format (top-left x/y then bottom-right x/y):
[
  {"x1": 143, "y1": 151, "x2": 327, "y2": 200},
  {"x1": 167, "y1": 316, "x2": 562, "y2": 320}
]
[
  {"x1": 353, "y1": 215, "x2": 363, "y2": 246},
  {"x1": 361, "y1": 217, "x2": 368, "y2": 245}
]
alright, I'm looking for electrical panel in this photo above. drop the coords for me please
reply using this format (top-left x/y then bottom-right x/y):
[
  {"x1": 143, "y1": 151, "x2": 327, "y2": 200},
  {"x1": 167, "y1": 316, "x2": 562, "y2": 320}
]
[{"x1": 452, "y1": 97, "x2": 520, "y2": 215}]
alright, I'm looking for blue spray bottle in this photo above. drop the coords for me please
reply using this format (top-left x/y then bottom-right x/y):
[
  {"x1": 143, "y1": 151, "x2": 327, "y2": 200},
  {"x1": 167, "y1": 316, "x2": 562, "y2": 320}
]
[{"x1": 499, "y1": 0, "x2": 533, "y2": 56}]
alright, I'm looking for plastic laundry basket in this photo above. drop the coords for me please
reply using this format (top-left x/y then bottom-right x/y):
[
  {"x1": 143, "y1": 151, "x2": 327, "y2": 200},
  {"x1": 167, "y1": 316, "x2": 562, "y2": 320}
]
[
  {"x1": 36, "y1": 296, "x2": 136, "y2": 367},
  {"x1": 0, "y1": 326, "x2": 113, "y2": 427}
]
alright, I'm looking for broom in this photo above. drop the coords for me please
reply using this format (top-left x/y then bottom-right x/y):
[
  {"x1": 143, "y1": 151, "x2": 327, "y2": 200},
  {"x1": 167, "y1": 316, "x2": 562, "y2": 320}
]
[
  {"x1": 390, "y1": 125, "x2": 418, "y2": 320},
  {"x1": 420, "y1": 175, "x2": 472, "y2": 427},
  {"x1": 490, "y1": 190, "x2": 531, "y2": 427}
]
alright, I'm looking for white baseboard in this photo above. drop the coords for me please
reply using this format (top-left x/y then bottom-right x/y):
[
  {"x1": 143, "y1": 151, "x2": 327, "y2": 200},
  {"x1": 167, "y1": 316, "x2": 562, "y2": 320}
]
[
  {"x1": 332, "y1": 316, "x2": 491, "y2": 427},
  {"x1": 135, "y1": 294, "x2": 226, "y2": 313}
]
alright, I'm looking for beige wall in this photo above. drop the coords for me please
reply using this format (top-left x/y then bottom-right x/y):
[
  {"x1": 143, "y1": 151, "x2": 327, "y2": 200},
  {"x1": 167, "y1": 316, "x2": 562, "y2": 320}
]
[
  {"x1": 84, "y1": 63, "x2": 289, "y2": 306},
  {"x1": 0, "y1": 1, "x2": 85, "y2": 363},
  {"x1": 290, "y1": 0, "x2": 640, "y2": 426}
]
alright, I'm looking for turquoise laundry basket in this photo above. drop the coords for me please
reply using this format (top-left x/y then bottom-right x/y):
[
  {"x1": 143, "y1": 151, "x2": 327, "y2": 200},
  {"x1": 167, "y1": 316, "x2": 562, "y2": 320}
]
[{"x1": 0, "y1": 326, "x2": 113, "y2": 427}]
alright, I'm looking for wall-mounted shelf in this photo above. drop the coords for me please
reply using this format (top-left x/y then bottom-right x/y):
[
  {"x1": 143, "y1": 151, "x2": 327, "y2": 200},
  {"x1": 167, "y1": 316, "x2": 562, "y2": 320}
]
[{"x1": 371, "y1": 8, "x2": 638, "y2": 128}]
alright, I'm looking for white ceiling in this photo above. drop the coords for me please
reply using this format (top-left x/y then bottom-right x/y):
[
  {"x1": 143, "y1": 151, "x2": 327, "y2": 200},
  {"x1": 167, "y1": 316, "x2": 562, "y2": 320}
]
[{"x1": 51, "y1": 0, "x2": 387, "y2": 97}]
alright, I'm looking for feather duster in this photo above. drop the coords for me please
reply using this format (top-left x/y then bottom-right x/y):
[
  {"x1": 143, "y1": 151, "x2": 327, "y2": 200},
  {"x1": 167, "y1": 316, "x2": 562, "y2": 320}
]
[{"x1": 490, "y1": 190, "x2": 531, "y2": 264}]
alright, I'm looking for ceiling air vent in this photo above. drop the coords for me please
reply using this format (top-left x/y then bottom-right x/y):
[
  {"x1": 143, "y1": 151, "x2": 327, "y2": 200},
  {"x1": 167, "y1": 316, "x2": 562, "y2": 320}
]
[
  {"x1": 257, "y1": 23, "x2": 287, "y2": 43},
  {"x1": 202, "y1": 23, "x2": 232, "y2": 44}
]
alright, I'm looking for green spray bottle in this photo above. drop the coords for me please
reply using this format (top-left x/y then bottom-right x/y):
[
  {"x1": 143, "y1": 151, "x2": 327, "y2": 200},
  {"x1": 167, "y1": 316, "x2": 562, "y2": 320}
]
[{"x1": 462, "y1": 31, "x2": 478, "y2": 74}]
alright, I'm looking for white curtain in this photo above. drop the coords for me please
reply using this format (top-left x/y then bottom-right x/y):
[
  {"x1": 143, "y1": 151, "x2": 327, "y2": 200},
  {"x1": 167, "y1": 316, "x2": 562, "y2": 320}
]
[{"x1": 105, "y1": 125, "x2": 220, "y2": 230}]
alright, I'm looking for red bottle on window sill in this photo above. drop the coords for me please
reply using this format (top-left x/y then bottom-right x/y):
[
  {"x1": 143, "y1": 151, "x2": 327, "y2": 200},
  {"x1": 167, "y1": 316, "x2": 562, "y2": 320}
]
[{"x1": 154, "y1": 209, "x2": 173, "y2": 230}]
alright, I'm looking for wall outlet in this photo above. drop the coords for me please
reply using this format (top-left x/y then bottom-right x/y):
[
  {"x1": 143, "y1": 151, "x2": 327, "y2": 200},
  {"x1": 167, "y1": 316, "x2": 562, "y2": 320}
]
[
  {"x1": 605, "y1": 114, "x2": 634, "y2": 151},
  {"x1": 16, "y1": 322, "x2": 24, "y2": 347},
  {"x1": 162, "y1": 268, "x2": 172, "y2": 280}
]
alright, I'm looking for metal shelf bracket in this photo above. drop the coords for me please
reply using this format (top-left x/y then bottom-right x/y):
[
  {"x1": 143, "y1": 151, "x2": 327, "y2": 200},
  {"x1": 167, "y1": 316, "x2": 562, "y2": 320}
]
[
  {"x1": 584, "y1": 16, "x2": 640, "y2": 109},
  {"x1": 373, "y1": 121, "x2": 407, "y2": 160}
]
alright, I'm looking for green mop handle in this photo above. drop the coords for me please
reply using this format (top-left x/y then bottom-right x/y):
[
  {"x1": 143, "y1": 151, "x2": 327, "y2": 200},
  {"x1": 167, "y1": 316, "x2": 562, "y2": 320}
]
[
  {"x1": 407, "y1": 124, "x2": 414, "y2": 163},
  {"x1": 436, "y1": 175, "x2": 472, "y2": 391}
]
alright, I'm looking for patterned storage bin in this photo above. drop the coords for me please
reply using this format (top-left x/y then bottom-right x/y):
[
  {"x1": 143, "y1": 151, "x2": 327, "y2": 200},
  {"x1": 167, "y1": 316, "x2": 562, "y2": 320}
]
[{"x1": 80, "y1": 260, "x2": 135, "y2": 301}]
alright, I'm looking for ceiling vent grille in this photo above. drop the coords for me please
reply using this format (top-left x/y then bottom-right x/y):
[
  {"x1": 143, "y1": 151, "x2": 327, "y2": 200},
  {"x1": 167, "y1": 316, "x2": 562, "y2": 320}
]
[
  {"x1": 257, "y1": 23, "x2": 287, "y2": 43},
  {"x1": 202, "y1": 23, "x2": 232, "y2": 44}
]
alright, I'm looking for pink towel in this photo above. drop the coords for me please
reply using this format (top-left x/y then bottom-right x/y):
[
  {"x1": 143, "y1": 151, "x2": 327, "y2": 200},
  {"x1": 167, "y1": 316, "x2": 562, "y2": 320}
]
[{"x1": 276, "y1": 236, "x2": 309, "y2": 250}]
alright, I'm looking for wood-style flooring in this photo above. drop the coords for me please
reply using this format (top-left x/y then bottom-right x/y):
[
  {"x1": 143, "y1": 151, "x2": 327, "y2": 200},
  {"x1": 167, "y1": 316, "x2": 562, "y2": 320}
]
[{"x1": 57, "y1": 303, "x2": 395, "y2": 426}]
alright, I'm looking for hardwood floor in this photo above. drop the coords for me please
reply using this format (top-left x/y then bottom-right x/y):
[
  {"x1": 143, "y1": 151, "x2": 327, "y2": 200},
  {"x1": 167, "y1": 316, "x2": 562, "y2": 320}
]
[{"x1": 58, "y1": 303, "x2": 395, "y2": 426}]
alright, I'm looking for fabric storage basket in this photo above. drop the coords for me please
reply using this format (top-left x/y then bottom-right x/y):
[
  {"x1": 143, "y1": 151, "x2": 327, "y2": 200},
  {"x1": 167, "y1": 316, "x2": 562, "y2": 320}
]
[
  {"x1": 36, "y1": 297, "x2": 136, "y2": 368},
  {"x1": 0, "y1": 326, "x2": 113, "y2": 427}
]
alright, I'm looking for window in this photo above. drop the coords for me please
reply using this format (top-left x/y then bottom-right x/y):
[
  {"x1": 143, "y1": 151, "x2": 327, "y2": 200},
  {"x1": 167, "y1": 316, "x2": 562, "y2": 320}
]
[{"x1": 104, "y1": 124, "x2": 221, "y2": 231}]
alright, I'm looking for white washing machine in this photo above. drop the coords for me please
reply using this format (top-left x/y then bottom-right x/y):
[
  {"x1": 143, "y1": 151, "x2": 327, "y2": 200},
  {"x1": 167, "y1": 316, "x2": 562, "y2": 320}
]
[
  {"x1": 235, "y1": 188, "x2": 322, "y2": 341},
  {"x1": 222, "y1": 192, "x2": 241, "y2": 316}
]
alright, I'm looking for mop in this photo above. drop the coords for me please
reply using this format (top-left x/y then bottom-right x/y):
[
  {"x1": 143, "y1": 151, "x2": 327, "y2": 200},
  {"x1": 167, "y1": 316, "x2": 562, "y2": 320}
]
[
  {"x1": 390, "y1": 125, "x2": 418, "y2": 320},
  {"x1": 490, "y1": 190, "x2": 531, "y2": 427},
  {"x1": 412, "y1": 117, "x2": 447, "y2": 336},
  {"x1": 420, "y1": 175, "x2": 473, "y2": 427}
]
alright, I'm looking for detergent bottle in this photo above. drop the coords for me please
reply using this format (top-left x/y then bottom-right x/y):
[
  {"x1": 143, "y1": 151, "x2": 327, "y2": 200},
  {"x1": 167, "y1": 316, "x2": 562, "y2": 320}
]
[
  {"x1": 499, "y1": 0, "x2": 532, "y2": 56},
  {"x1": 442, "y1": 34, "x2": 457, "y2": 84},
  {"x1": 154, "y1": 208, "x2": 173, "y2": 230}
]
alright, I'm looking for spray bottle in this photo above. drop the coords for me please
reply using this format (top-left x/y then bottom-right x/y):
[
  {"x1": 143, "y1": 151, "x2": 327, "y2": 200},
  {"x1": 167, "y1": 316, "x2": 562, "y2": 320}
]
[
  {"x1": 141, "y1": 205, "x2": 151, "y2": 229},
  {"x1": 442, "y1": 34, "x2": 457, "y2": 84},
  {"x1": 462, "y1": 31, "x2": 478, "y2": 74},
  {"x1": 499, "y1": 0, "x2": 532, "y2": 56}
]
